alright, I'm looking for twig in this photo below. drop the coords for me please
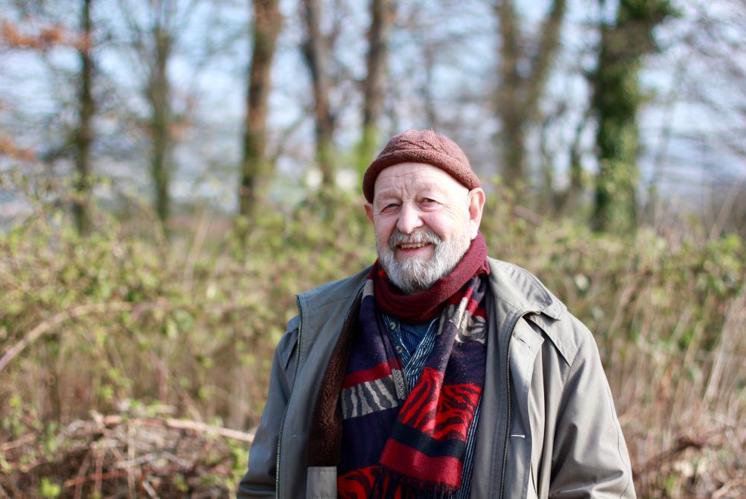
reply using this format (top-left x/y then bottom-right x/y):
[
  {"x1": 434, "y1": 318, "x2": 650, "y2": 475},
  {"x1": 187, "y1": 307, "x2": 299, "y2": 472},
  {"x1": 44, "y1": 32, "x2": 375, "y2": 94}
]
[
  {"x1": 158, "y1": 451, "x2": 192, "y2": 469},
  {"x1": 713, "y1": 478, "x2": 746, "y2": 499},
  {"x1": 0, "y1": 300, "x2": 185, "y2": 372},
  {"x1": 141, "y1": 478, "x2": 158, "y2": 499},
  {"x1": 98, "y1": 414, "x2": 255, "y2": 444},
  {"x1": 634, "y1": 436, "x2": 707, "y2": 478},
  {"x1": 94, "y1": 446, "x2": 103, "y2": 497},
  {"x1": 0, "y1": 302, "x2": 132, "y2": 372},
  {"x1": 704, "y1": 288, "x2": 746, "y2": 403},
  {"x1": 182, "y1": 206, "x2": 210, "y2": 284},
  {"x1": 73, "y1": 453, "x2": 91, "y2": 499},
  {"x1": 63, "y1": 469, "x2": 131, "y2": 489},
  {"x1": 633, "y1": 426, "x2": 728, "y2": 478},
  {"x1": 0, "y1": 297, "x2": 260, "y2": 373},
  {"x1": 0, "y1": 432, "x2": 35, "y2": 452},
  {"x1": 127, "y1": 424, "x2": 136, "y2": 499}
]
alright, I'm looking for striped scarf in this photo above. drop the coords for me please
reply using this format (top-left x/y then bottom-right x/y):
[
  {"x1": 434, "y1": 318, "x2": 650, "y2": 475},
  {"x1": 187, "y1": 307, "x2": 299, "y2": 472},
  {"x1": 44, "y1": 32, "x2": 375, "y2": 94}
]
[{"x1": 320, "y1": 272, "x2": 488, "y2": 497}]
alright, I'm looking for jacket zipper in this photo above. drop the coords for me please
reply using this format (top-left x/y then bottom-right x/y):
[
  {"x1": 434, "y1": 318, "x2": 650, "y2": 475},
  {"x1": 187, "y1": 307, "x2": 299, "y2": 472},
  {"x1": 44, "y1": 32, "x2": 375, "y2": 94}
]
[
  {"x1": 499, "y1": 341, "x2": 511, "y2": 499},
  {"x1": 495, "y1": 311, "x2": 537, "y2": 499},
  {"x1": 275, "y1": 409, "x2": 284, "y2": 497},
  {"x1": 275, "y1": 296, "x2": 305, "y2": 498}
]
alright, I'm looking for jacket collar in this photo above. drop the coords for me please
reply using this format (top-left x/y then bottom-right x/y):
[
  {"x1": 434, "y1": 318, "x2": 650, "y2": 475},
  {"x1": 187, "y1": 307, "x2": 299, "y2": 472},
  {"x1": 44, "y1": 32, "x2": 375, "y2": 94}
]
[
  {"x1": 487, "y1": 258, "x2": 564, "y2": 320},
  {"x1": 296, "y1": 258, "x2": 566, "y2": 330}
]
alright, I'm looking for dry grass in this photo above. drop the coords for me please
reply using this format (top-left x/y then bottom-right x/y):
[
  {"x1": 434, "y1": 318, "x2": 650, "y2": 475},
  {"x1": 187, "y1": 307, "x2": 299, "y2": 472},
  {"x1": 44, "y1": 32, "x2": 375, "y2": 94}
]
[{"x1": 1, "y1": 198, "x2": 744, "y2": 497}]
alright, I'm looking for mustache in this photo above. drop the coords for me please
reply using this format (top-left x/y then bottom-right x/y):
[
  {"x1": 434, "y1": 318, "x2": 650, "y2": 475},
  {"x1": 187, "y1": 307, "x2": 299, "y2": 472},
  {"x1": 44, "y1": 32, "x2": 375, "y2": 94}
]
[{"x1": 388, "y1": 229, "x2": 442, "y2": 250}]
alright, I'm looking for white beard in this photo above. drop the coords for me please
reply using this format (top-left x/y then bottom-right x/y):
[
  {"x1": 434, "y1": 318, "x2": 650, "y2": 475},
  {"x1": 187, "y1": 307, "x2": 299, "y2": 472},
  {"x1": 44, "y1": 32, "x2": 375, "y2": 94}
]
[{"x1": 377, "y1": 227, "x2": 472, "y2": 294}]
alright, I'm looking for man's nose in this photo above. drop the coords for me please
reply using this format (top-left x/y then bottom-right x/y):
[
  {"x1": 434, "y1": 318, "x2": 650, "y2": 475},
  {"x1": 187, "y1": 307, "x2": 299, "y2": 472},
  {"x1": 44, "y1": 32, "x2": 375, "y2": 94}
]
[{"x1": 396, "y1": 203, "x2": 423, "y2": 234}]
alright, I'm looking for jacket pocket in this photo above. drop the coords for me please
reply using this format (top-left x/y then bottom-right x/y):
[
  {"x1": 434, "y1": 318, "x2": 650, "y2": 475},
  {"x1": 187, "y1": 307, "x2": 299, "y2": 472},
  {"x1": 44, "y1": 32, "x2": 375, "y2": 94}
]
[{"x1": 306, "y1": 466, "x2": 337, "y2": 499}]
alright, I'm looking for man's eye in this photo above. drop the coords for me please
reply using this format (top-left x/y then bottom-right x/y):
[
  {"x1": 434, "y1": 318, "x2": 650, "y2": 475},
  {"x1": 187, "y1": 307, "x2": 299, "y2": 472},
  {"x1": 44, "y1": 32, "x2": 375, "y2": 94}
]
[
  {"x1": 381, "y1": 203, "x2": 399, "y2": 212},
  {"x1": 421, "y1": 198, "x2": 439, "y2": 207}
]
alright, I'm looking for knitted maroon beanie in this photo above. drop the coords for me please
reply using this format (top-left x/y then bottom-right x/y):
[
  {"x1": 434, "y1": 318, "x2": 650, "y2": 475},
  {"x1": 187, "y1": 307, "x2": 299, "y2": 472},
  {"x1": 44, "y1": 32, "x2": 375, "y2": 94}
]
[{"x1": 362, "y1": 129, "x2": 481, "y2": 202}]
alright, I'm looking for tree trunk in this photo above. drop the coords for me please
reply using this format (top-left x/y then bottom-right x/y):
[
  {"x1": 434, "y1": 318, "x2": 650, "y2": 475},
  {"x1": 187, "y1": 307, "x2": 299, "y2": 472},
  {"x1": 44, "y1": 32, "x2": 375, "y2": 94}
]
[
  {"x1": 590, "y1": 23, "x2": 639, "y2": 233},
  {"x1": 524, "y1": 0, "x2": 566, "y2": 119},
  {"x1": 422, "y1": 44, "x2": 438, "y2": 128},
  {"x1": 494, "y1": 0, "x2": 566, "y2": 191},
  {"x1": 238, "y1": 0, "x2": 282, "y2": 217},
  {"x1": 73, "y1": 0, "x2": 94, "y2": 235},
  {"x1": 301, "y1": 0, "x2": 335, "y2": 190},
  {"x1": 357, "y1": 0, "x2": 393, "y2": 175},
  {"x1": 590, "y1": 0, "x2": 673, "y2": 232},
  {"x1": 147, "y1": 3, "x2": 173, "y2": 230},
  {"x1": 495, "y1": 0, "x2": 524, "y2": 187}
]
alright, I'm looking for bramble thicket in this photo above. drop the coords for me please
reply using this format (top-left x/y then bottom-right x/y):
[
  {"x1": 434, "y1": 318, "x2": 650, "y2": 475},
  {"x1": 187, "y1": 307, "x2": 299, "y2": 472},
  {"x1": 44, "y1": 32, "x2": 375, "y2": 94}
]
[
  {"x1": 0, "y1": 188, "x2": 744, "y2": 496},
  {"x1": 2, "y1": 0, "x2": 746, "y2": 496}
]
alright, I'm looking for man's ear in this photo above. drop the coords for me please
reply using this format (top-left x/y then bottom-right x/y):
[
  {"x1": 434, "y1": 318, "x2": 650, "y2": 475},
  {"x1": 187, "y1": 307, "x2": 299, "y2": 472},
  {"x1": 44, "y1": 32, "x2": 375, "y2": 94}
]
[
  {"x1": 467, "y1": 188, "x2": 486, "y2": 239},
  {"x1": 364, "y1": 202, "x2": 374, "y2": 223}
]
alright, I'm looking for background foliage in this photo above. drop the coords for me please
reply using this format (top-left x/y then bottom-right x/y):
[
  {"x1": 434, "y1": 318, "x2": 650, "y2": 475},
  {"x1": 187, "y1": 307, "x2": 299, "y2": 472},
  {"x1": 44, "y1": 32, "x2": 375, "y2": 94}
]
[
  {"x1": 2, "y1": 0, "x2": 746, "y2": 497},
  {"x1": 1, "y1": 188, "x2": 744, "y2": 497}
]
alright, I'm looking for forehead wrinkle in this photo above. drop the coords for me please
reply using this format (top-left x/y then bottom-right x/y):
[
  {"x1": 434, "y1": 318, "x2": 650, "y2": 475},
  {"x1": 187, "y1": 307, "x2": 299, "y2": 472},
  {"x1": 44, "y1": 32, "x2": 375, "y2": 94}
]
[
  {"x1": 375, "y1": 180, "x2": 446, "y2": 198},
  {"x1": 374, "y1": 164, "x2": 467, "y2": 200}
]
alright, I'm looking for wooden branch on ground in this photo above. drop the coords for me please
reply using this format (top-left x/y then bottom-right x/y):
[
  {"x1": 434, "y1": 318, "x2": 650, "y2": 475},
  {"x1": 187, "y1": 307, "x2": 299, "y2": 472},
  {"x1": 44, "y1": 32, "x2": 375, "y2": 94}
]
[
  {"x1": 1, "y1": 411, "x2": 255, "y2": 496},
  {"x1": 633, "y1": 427, "x2": 728, "y2": 478},
  {"x1": 713, "y1": 478, "x2": 746, "y2": 499},
  {"x1": 0, "y1": 432, "x2": 35, "y2": 452},
  {"x1": 95, "y1": 414, "x2": 255, "y2": 444}
]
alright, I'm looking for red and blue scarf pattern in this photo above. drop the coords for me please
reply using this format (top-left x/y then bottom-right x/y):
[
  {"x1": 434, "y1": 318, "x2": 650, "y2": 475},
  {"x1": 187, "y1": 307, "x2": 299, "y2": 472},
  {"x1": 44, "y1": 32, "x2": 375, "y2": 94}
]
[{"x1": 337, "y1": 274, "x2": 488, "y2": 497}]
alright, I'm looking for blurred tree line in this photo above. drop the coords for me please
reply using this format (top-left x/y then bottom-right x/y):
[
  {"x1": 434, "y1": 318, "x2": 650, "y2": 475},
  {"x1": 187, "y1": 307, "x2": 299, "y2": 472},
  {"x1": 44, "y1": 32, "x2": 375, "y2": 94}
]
[{"x1": 2, "y1": 0, "x2": 744, "y2": 236}]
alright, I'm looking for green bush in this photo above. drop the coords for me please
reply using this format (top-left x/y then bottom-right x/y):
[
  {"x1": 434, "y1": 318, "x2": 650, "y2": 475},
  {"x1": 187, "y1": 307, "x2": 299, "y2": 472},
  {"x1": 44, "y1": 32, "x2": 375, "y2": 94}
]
[{"x1": 0, "y1": 192, "x2": 743, "y2": 497}]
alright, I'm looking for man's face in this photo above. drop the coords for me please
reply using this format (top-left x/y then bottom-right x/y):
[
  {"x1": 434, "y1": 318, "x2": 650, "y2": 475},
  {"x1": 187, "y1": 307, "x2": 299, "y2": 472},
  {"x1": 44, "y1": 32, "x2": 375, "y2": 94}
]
[{"x1": 364, "y1": 162, "x2": 485, "y2": 294}]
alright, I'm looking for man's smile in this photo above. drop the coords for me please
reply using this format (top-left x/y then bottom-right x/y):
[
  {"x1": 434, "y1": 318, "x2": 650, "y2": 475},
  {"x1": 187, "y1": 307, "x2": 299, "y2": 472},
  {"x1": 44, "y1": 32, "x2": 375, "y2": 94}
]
[
  {"x1": 397, "y1": 241, "x2": 430, "y2": 250},
  {"x1": 395, "y1": 241, "x2": 434, "y2": 260}
]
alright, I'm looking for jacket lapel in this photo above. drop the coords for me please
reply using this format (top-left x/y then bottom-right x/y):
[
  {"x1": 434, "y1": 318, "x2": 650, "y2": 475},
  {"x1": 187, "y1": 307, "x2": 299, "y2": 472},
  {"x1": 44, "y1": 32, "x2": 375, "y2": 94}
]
[{"x1": 470, "y1": 259, "x2": 560, "y2": 499}]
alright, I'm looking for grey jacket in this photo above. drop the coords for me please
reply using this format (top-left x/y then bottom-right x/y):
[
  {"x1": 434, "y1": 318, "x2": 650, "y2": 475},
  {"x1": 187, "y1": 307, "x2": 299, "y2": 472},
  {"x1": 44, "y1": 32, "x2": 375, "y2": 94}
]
[{"x1": 238, "y1": 259, "x2": 635, "y2": 498}]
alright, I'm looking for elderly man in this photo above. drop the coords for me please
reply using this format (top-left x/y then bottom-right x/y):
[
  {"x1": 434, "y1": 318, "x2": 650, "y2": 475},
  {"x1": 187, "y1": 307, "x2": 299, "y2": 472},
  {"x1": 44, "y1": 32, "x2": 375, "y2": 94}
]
[{"x1": 238, "y1": 130, "x2": 635, "y2": 498}]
